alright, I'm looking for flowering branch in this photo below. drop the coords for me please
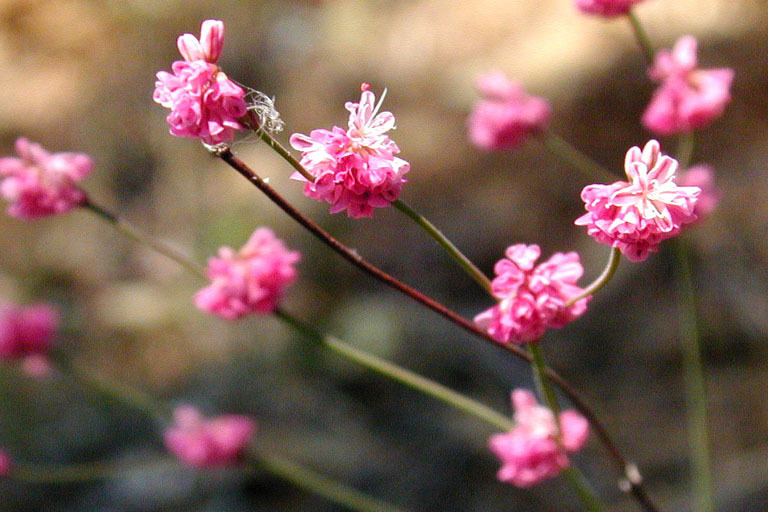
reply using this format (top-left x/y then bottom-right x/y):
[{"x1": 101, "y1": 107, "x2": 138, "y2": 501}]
[
  {"x1": 539, "y1": 131, "x2": 617, "y2": 183},
  {"x1": 10, "y1": 458, "x2": 177, "y2": 483},
  {"x1": 627, "y1": 11, "x2": 655, "y2": 65},
  {"x1": 565, "y1": 248, "x2": 622, "y2": 307}
]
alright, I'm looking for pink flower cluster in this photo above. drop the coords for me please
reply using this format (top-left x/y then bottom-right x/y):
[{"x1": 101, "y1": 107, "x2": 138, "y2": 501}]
[
  {"x1": 153, "y1": 20, "x2": 247, "y2": 145},
  {"x1": 195, "y1": 228, "x2": 300, "y2": 320},
  {"x1": 0, "y1": 138, "x2": 92, "y2": 220},
  {"x1": 643, "y1": 36, "x2": 733, "y2": 135},
  {"x1": 489, "y1": 389, "x2": 589, "y2": 488},
  {"x1": 164, "y1": 405, "x2": 256, "y2": 468},
  {"x1": 474, "y1": 245, "x2": 589, "y2": 345},
  {"x1": 467, "y1": 71, "x2": 551, "y2": 151},
  {"x1": 289, "y1": 84, "x2": 410, "y2": 218},
  {"x1": 679, "y1": 165, "x2": 719, "y2": 221},
  {"x1": 0, "y1": 303, "x2": 58, "y2": 364},
  {"x1": 575, "y1": 140, "x2": 700, "y2": 262},
  {"x1": 574, "y1": 0, "x2": 646, "y2": 17},
  {"x1": 0, "y1": 449, "x2": 11, "y2": 478}
]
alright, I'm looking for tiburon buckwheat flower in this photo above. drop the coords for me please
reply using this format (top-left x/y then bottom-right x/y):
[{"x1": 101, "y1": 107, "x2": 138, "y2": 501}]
[
  {"x1": 574, "y1": 0, "x2": 647, "y2": 17},
  {"x1": 0, "y1": 303, "x2": 58, "y2": 363}
]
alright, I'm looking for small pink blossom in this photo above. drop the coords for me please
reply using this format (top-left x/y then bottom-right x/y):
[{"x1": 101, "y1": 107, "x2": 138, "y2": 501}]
[
  {"x1": 153, "y1": 20, "x2": 247, "y2": 145},
  {"x1": 474, "y1": 245, "x2": 589, "y2": 345},
  {"x1": 195, "y1": 228, "x2": 300, "y2": 320},
  {"x1": 0, "y1": 449, "x2": 11, "y2": 478},
  {"x1": 164, "y1": 405, "x2": 256, "y2": 468},
  {"x1": 574, "y1": 0, "x2": 646, "y2": 17},
  {"x1": 289, "y1": 84, "x2": 410, "y2": 218},
  {"x1": 643, "y1": 36, "x2": 733, "y2": 135},
  {"x1": 0, "y1": 303, "x2": 58, "y2": 364},
  {"x1": 489, "y1": 389, "x2": 589, "y2": 488},
  {"x1": 0, "y1": 138, "x2": 92, "y2": 219},
  {"x1": 679, "y1": 165, "x2": 719, "y2": 221},
  {"x1": 467, "y1": 71, "x2": 551, "y2": 151},
  {"x1": 575, "y1": 140, "x2": 700, "y2": 261}
]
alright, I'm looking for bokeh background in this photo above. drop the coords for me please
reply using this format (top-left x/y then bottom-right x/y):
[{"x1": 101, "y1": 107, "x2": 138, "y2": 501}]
[{"x1": 1, "y1": 0, "x2": 767, "y2": 510}]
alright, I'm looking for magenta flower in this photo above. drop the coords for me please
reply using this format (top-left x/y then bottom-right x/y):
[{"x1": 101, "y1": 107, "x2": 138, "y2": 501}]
[
  {"x1": 643, "y1": 36, "x2": 733, "y2": 135},
  {"x1": 0, "y1": 138, "x2": 92, "y2": 220},
  {"x1": 474, "y1": 244, "x2": 589, "y2": 345},
  {"x1": 153, "y1": 20, "x2": 247, "y2": 145},
  {"x1": 489, "y1": 389, "x2": 589, "y2": 488},
  {"x1": 195, "y1": 228, "x2": 300, "y2": 320},
  {"x1": 289, "y1": 84, "x2": 410, "y2": 218},
  {"x1": 575, "y1": 140, "x2": 700, "y2": 261},
  {"x1": 0, "y1": 449, "x2": 11, "y2": 478},
  {"x1": 164, "y1": 405, "x2": 256, "y2": 468},
  {"x1": 0, "y1": 303, "x2": 58, "y2": 363},
  {"x1": 574, "y1": 0, "x2": 646, "y2": 17},
  {"x1": 467, "y1": 71, "x2": 551, "y2": 151},
  {"x1": 679, "y1": 165, "x2": 719, "y2": 222}
]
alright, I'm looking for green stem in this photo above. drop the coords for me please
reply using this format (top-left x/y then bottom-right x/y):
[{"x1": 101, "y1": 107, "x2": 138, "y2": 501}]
[
  {"x1": 392, "y1": 200, "x2": 493, "y2": 296},
  {"x1": 256, "y1": 127, "x2": 314, "y2": 181},
  {"x1": 540, "y1": 131, "x2": 616, "y2": 183},
  {"x1": 626, "y1": 11, "x2": 655, "y2": 65},
  {"x1": 562, "y1": 467, "x2": 606, "y2": 512},
  {"x1": 10, "y1": 458, "x2": 176, "y2": 483},
  {"x1": 676, "y1": 133, "x2": 696, "y2": 169},
  {"x1": 672, "y1": 239, "x2": 714, "y2": 512},
  {"x1": 82, "y1": 199, "x2": 208, "y2": 281},
  {"x1": 249, "y1": 450, "x2": 409, "y2": 512},
  {"x1": 566, "y1": 248, "x2": 621, "y2": 307}
]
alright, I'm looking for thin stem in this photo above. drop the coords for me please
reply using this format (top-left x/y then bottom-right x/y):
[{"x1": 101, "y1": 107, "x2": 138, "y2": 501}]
[
  {"x1": 10, "y1": 458, "x2": 176, "y2": 483},
  {"x1": 676, "y1": 133, "x2": 695, "y2": 170},
  {"x1": 392, "y1": 200, "x2": 493, "y2": 295},
  {"x1": 540, "y1": 131, "x2": 616, "y2": 183},
  {"x1": 672, "y1": 238, "x2": 714, "y2": 512},
  {"x1": 82, "y1": 198, "x2": 208, "y2": 281},
  {"x1": 566, "y1": 248, "x2": 622, "y2": 307},
  {"x1": 626, "y1": 11, "x2": 655, "y2": 66},
  {"x1": 562, "y1": 467, "x2": 606, "y2": 512},
  {"x1": 248, "y1": 450, "x2": 409, "y2": 512},
  {"x1": 255, "y1": 127, "x2": 314, "y2": 181},
  {"x1": 528, "y1": 343, "x2": 561, "y2": 419}
]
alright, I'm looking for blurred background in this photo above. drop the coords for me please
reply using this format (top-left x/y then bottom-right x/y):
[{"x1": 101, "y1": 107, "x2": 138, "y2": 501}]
[{"x1": 1, "y1": 0, "x2": 767, "y2": 510}]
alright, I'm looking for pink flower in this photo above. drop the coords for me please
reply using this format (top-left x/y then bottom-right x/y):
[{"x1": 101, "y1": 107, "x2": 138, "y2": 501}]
[
  {"x1": 575, "y1": 140, "x2": 700, "y2": 261},
  {"x1": 164, "y1": 405, "x2": 256, "y2": 468},
  {"x1": 195, "y1": 228, "x2": 300, "y2": 320},
  {"x1": 679, "y1": 165, "x2": 719, "y2": 222},
  {"x1": 467, "y1": 71, "x2": 551, "y2": 151},
  {"x1": 474, "y1": 244, "x2": 589, "y2": 344},
  {"x1": 153, "y1": 20, "x2": 247, "y2": 145},
  {"x1": 0, "y1": 138, "x2": 92, "y2": 220},
  {"x1": 574, "y1": 0, "x2": 646, "y2": 17},
  {"x1": 0, "y1": 303, "x2": 58, "y2": 363},
  {"x1": 289, "y1": 84, "x2": 410, "y2": 218},
  {"x1": 489, "y1": 389, "x2": 589, "y2": 488},
  {"x1": 0, "y1": 449, "x2": 11, "y2": 478},
  {"x1": 642, "y1": 36, "x2": 733, "y2": 135}
]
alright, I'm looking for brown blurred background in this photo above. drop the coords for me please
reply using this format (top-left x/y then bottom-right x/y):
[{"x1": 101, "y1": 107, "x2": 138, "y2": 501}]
[{"x1": 1, "y1": 0, "x2": 768, "y2": 510}]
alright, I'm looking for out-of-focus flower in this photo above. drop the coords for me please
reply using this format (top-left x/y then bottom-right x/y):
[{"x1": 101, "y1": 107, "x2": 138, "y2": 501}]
[
  {"x1": 164, "y1": 405, "x2": 256, "y2": 468},
  {"x1": 0, "y1": 138, "x2": 92, "y2": 220},
  {"x1": 195, "y1": 228, "x2": 300, "y2": 320},
  {"x1": 289, "y1": 84, "x2": 410, "y2": 218},
  {"x1": 643, "y1": 36, "x2": 733, "y2": 135},
  {"x1": 153, "y1": 20, "x2": 247, "y2": 145},
  {"x1": 574, "y1": 0, "x2": 646, "y2": 17},
  {"x1": 489, "y1": 389, "x2": 589, "y2": 488},
  {"x1": 0, "y1": 449, "x2": 11, "y2": 478},
  {"x1": 679, "y1": 165, "x2": 719, "y2": 222},
  {"x1": 467, "y1": 71, "x2": 550, "y2": 151},
  {"x1": 0, "y1": 303, "x2": 58, "y2": 364},
  {"x1": 474, "y1": 244, "x2": 589, "y2": 344},
  {"x1": 575, "y1": 140, "x2": 700, "y2": 261}
]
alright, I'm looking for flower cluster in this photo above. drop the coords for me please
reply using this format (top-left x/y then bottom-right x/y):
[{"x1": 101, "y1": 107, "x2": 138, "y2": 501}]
[
  {"x1": 195, "y1": 228, "x2": 300, "y2": 320},
  {"x1": 153, "y1": 20, "x2": 247, "y2": 145},
  {"x1": 574, "y1": 0, "x2": 646, "y2": 17},
  {"x1": 164, "y1": 405, "x2": 256, "y2": 468},
  {"x1": 0, "y1": 138, "x2": 92, "y2": 220},
  {"x1": 679, "y1": 165, "x2": 719, "y2": 222},
  {"x1": 575, "y1": 140, "x2": 700, "y2": 261},
  {"x1": 474, "y1": 245, "x2": 589, "y2": 344},
  {"x1": 643, "y1": 36, "x2": 733, "y2": 135},
  {"x1": 0, "y1": 448, "x2": 11, "y2": 478},
  {"x1": 467, "y1": 71, "x2": 551, "y2": 151},
  {"x1": 489, "y1": 389, "x2": 589, "y2": 488},
  {"x1": 0, "y1": 303, "x2": 58, "y2": 368},
  {"x1": 289, "y1": 84, "x2": 410, "y2": 218}
]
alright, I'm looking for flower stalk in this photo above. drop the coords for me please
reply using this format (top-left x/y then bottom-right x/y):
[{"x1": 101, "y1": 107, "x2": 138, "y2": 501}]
[
  {"x1": 627, "y1": 11, "x2": 655, "y2": 65},
  {"x1": 540, "y1": 131, "x2": 616, "y2": 183},
  {"x1": 566, "y1": 248, "x2": 621, "y2": 307}
]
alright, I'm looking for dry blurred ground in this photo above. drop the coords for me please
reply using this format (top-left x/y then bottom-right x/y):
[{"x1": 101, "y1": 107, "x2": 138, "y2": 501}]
[{"x1": 1, "y1": 0, "x2": 768, "y2": 510}]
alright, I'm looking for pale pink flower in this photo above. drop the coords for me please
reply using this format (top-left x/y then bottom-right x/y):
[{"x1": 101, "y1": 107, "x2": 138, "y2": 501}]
[
  {"x1": 679, "y1": 165, "x2": 719, "y2": 221},
  {"x1": 195, "y1": 228, "x2": 300, "y2": 320},
  {"x1": 164, "y1": 405, "x2": 256, "y2": 468},
  {"x1": 0, "y1": 138, "x2": 92, "y2": 219},
  {"x1": 574, "y1": 0, "x2": 646, "y2": 17},
  {"x1": 643, "y1": 36, "x2": 733, "y2": 135},
  {"x1": 489, "y1": 389, "x2": 589, "y2": 488},
  {"x1": 467, "y1": 71, "x2": 551, "y2": 151},
  {"x1": 0, "y1": 449, "x2": 11, "y2": 478},
  {"x1": 575, "y1": 140, "x2": 700, "y2": 261},
  {"x1": 289, "y1": 84, "x2": 410, "y2": 218},
  {"x1": 153, "y1": 20, "x2": 247, "y2": 145},
  {"x1": 0, "y1": 303, "x2": 58, "y2": 364},
  {"x1": 474, "y1": 244, "x2": 589, "y2": 345}
]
